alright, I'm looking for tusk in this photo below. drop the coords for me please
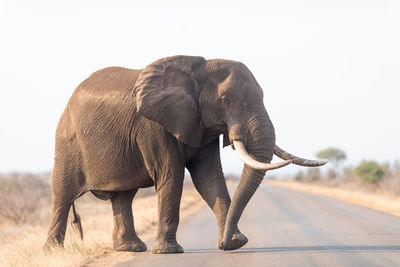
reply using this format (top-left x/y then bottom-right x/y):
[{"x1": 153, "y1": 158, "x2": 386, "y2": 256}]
[
  {"x1": 274, "y1": 145, "x2": 328, "y2": 167},
  {"x1": 233, "y1": 140, "x2": 292, "y2": 171}
]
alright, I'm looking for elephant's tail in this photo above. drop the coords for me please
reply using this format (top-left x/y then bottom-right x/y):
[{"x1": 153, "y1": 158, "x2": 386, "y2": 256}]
[{"x1": 71, "y1": 202, "x2": 83, "y2": 240}]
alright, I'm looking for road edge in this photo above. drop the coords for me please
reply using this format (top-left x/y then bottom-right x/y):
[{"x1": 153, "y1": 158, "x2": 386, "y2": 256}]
[{"x1": 266, "y1": 179, "x2": 400, "y2": 217}]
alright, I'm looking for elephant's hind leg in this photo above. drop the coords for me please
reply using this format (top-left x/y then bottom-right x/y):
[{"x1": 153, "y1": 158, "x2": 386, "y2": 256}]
[
  {"x1": 44, "y1": 164, "x2": 84, "y2": 250},
  {"x1": 43, "y1": 133, "x2": 87, "y2": 251},
  {"x1": 44, "y1": 198, "x2": 74, "y2": 250},
  {"x1": 111, "y1": 190, "x2": 147, "y2": 252}
]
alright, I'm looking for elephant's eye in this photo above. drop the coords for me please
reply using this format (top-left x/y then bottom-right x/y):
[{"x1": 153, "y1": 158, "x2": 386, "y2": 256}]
[{"x1": 221, "y1": 96, "x2": 230, "y2": 106}]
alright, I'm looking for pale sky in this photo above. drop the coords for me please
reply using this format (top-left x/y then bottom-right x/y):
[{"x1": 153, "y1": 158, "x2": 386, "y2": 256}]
[{"x1": 1, "y1": 0, "x2": 399, "y2": 175}]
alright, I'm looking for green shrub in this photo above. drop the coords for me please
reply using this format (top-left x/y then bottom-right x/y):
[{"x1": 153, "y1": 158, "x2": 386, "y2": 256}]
[
  {"x1": 294, "y1": 171, "x2": 304, "y2": 181},
  {"x1": 293, "y1": 169, "x2": 321, "y2": 182},
  {"x1": 354, "y1": 160, "x2": 385, "y2": 184},
  {"x1": 305, "y1": 168, "x2": 320, "y2": 182}
]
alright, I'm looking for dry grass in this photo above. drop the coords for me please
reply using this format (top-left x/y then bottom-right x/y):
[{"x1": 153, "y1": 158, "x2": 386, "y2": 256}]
[
  {"x1": 0, "y1": 176, "x2": 204, "y2": 267},
  {"x1": 0, "y1": 173, "x2": 51, "y2": 225},
  {"x1": 267, "y1": 179, "x2": 400, "y2": 217},
  {"x1": 316, "y1": 171, "x2": 400, "y2": 197}
]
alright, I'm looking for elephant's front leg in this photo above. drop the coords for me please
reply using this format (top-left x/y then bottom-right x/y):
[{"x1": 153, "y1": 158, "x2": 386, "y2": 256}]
[
  {"x1": 152, "y1": 170, "x2": 185, "y2": 254},
  {"x1": 186, "y1": 138, "x2": 248, "y2": 250}
]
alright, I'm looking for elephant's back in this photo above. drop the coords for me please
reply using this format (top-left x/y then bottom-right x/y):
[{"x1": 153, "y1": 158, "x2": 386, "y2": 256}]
[
  {"x1": 75, "y1": 67, "x2": 142, "y2": 96},
  {"x1": 66, "y1": 66, "x2": 141, "y2": 123}
]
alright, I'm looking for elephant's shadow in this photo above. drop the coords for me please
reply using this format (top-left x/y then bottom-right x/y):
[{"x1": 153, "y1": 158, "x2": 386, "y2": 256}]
[{"x1": 183, "y1": 245, "x2": 400, "y2": 254}]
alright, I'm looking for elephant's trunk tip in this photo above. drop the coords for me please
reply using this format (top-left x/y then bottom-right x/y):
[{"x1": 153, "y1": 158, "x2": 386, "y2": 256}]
[
  {"x1": 221, "y1": 241, "x2": 230, "y2": 251},
  {"x1": 221, "y1": 228, "x2": 233, "y2": 250}
]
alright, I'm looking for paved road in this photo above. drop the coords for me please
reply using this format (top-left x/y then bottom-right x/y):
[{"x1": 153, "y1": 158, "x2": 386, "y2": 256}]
[{"x1": 117, "y1": 183, "x2": 400, "y2": 267}]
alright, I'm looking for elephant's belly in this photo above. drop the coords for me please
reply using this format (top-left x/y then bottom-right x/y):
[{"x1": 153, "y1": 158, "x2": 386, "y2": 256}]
[
  {"x1": 104, "y1": 173, "x2": 154, "y2": 191},
  {"x1": 85, "y1": 163, "x2": 154, "y2": 192}
]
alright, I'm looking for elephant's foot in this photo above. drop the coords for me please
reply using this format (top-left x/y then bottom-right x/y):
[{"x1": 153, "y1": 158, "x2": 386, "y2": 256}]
[
  {"x1": 151, "y1": 239, "x2": 184, "y2": 254},
  {"x1": 218, "y1": 231, "x2": 248, "y2": 251},
  {"x1": 114, "y1": 239, "x2": 147, "y2": 252}
]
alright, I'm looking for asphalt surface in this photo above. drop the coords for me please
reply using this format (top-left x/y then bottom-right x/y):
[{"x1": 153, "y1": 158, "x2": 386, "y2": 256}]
[{"x1": 116, "y1": 183, "x2": 400, "y2": 267}]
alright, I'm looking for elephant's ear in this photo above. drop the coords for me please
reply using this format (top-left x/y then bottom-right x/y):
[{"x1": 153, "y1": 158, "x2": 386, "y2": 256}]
[{"x1": 134, "y1": 55, "x2": 206, "y2": 148}]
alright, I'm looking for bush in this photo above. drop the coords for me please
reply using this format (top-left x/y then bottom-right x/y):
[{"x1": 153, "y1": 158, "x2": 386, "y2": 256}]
[
  {"x1": 342, "y1": 165, "x2": 354, "y2": 178},
  {"x1": 294, "y1": 171, "x2": 304, "y2": 181},
  {"x1": 326, "y1": 169, "x2": 337, "y2": 179},
  {"x1": 354, "y1": 160, "x2": 385, "y2": 184},
  {"x1": 0, "y1": 173, "x2": 51, "y2": 224},
  {"x1": 293, "y1": 169, "x2": 320, "y2": 182},
  {"x1": 305, "y1": 168, "x2": 321, "y2": 182}
]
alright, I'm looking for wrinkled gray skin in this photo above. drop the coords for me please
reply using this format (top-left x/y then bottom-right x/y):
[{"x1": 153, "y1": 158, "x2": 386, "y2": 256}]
[{"x1": 44, "y1": 55, "x2": 277, "y2": 253}]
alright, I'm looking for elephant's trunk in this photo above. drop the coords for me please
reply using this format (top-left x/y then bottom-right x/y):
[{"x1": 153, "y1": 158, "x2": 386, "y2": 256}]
[{"x1": 222, "y1": 113, "x2": 276, "y2": 250}]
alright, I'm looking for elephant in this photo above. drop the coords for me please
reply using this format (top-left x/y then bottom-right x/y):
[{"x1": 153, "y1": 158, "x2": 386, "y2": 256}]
[{"x1": 44, "y1": 55, "x2": 326, "y2": 254}]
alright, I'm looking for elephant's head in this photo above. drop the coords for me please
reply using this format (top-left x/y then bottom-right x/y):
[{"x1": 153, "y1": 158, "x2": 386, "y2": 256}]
[{"x1": 134, "y1": 55, "x2": 327, "y2": 250}]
